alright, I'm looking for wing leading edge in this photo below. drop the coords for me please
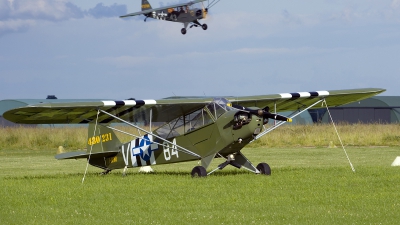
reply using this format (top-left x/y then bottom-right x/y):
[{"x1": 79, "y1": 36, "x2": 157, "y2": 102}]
[
  {"x1": 227, "y1": 88, "x2": 385, "y2": 112},
  {"x1": 3, "y1": 98, "x2": 213, "y2": 124},
  {"x1": 3, "y1": 88, "x2": 385, "y2": 125}
]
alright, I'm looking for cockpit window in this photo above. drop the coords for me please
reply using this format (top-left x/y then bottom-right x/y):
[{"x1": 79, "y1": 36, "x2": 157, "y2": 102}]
[{"x1": 207, "y1": 98, "x2": 233, "y2": 119}]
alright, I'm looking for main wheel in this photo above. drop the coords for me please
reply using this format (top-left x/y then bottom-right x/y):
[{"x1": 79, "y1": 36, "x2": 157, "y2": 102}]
[
  {"x1": 181, "y1": 28, "x2": 187, "y2": 35},
  {"x1": 202, "y1": 24, "x2": 208, "y2": 30},
  {"x1": 256, "y1": 162, "x2": 271, "y2": 175},
  {"x1": 191, "y1": 166, "x2": 207, "y2": 177}
]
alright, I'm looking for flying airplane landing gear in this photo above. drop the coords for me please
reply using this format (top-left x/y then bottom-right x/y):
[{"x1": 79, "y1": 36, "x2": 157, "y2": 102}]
[
  {"x1": 182, "y1": 21, "x2": 208, "y2": 35},
  {"x1": 181, "y1": 28, "x2": 187, "y2": 35}
]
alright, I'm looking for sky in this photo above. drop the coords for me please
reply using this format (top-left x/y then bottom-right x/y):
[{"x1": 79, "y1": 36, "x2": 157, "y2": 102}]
[{"x1": 1, "y1": 0, "x2": 399, "y2": 100}]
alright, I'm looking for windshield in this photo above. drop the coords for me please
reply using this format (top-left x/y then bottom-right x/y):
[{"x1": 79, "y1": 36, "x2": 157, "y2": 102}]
[{"x1": 207, "y1": 98, "x2": 233, "y2": 119}]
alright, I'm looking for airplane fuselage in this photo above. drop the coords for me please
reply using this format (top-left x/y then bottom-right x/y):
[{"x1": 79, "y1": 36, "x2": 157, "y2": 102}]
[
  {"x1": 144, "y1": 7, "x2": 205, "y2": 23},
  {"x1": 89, "y1": 110, "x2": 263, "y2": 171}
]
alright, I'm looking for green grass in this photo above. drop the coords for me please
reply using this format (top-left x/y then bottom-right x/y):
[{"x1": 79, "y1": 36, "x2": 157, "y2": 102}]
[
  {"x1": 1, "y1": 124, "x2": 399, "y2": 151},
  {"x1": 1, "y1": 147, "x2": 400, "y2": 224}
]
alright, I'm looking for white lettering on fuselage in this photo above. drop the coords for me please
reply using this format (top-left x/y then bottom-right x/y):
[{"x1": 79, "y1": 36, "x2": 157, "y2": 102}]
[{"x1": 163, "y1": 138, "x2": 179, "y2": 161}]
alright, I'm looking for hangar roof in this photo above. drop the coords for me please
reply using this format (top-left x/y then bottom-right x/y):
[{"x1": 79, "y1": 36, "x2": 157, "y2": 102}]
[{"x1": 336, "y1": 96, "x2": 400, "y2": 108}]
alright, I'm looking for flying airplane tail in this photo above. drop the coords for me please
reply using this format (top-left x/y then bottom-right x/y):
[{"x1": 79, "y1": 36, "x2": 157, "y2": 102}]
[
  {"x1": 142, "y1": 0, "x2": 152, "y2": 11},
  {"x1": 86, "y1": 123, "x2": 122, "y2": 154}
]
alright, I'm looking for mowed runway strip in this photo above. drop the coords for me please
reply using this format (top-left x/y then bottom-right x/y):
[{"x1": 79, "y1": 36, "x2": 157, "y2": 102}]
[{"x1": 1, "y1": 147, "x2": 399, "y2": 224}]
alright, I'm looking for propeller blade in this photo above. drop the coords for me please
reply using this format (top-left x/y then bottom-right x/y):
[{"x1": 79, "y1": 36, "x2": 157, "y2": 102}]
[
  {"x1": 263, "y1": 112, "x2": 292, "y2": 122},
  {"x1": 232, "y1": 104, "x2": 292, "y2": 122}
]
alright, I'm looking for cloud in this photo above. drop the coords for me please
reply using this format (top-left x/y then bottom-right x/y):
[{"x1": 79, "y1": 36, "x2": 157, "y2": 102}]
[
  {"x1": 2, "y1": 0, "x2": 128, "y2": 21},
  {"x1": 87, "y1": 3, "x2": 127, "y2": 19},
  {"x1": 392, "y1": 0, "x2": 400, "y2": 9},
  {"x1": 2, "y1": 0, "x2": 84, "y2": 21},
  {"x1": 0, "y1": 0, "x2": 127, "y2": 36},
  {"x1": 0, "y1": 19, "x2": 35, "y2": 36}
]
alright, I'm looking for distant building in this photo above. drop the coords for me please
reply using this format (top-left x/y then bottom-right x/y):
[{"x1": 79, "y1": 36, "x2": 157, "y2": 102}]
[{"x1": 309, "y1": 96, "x2": 400, "y2": 124}]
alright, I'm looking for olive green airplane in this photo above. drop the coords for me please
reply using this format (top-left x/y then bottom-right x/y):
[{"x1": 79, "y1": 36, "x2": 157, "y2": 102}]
[
  {"x1": 120, "y1": 0, "x2": 220, "y2": 35},
  {"x1": 4, "y1": 88, "x2": 384, "y2": 177}
]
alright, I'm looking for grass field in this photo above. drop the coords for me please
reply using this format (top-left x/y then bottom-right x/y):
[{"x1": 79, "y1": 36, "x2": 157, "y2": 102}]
[
  {"x1": 1, "y1": 124, "x2": 400, "y2": 150},
  {"x1": 1, "y1": 146, "x2": 399, "y2": 224}
]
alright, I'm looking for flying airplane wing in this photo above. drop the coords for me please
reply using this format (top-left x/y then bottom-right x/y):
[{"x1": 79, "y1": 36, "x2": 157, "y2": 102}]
[
  {"x1": 120, "y1": 0, "x2": 207, "y2": 18},
  {"x1": 3, "y1": 88, "x2": 385, "y2": 125}
]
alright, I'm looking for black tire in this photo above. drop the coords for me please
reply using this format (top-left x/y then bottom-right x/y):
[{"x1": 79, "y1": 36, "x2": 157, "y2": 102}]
[
  {"x1": 191, "y1": 166, "x2": 207, "y2": 177},
  {"x1": 256, "y1": 163, "x2": 271, "y2": 175},
  {"x1": 181, "y1": 28, "x2": 187, "y2": 35},
  {"x1": 202, "y1": 24, "x2": 208, "y2": 30}
]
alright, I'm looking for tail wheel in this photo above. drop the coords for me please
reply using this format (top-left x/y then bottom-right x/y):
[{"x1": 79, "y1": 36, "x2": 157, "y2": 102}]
[
  {"x1": 191, "y1": 166, "x2": 207, "y2": 177},
  {"x1": 256, "y1": 162, "x2": 271, "y2": 175},
  {"x1": 202, "y1": 24, "x2": 208, "y2": 30},
  {"x1": 181, "y1": 28, "x2": 187, "y2": 35}
]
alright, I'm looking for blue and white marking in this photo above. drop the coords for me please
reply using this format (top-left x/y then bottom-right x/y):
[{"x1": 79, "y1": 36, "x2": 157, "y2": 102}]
[
  {"x1": 131, "y1": 134, "x2": 159, "y2": 165},
  {"x1": 121, "y1": 134, "x2": 160, "y2": 167}
]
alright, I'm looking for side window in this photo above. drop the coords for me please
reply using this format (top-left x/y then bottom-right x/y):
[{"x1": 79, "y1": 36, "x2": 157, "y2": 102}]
[
  {"x1": 185, "y1": 108, "x2": 214, "y2": 133},
  {"x1": 156, "y1": 116, "x2": 184, "y2": 139}
]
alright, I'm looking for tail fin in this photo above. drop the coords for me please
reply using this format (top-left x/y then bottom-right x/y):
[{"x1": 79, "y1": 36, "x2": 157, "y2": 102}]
[
  {"x1": 87, "y1": 123, "x2": 122, "y2": 153},
  {"x1": 142, "y1": 0, "x2": 152, "y2": 11}
]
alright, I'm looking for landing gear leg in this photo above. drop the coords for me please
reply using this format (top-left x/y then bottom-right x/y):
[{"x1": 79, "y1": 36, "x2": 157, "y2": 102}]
[
  {"x1": 183, "y1": 20, "x2": 208, "y2": 34},
  {"x1": 181, "y1": 22, "x2": 189, "y2": 35},
  {"x1": 207, "y1": 154, "x2": 242, "y2": 176},
  {"x1": 206, "y1": 152, "x2": 272, "y2": 176},
  {"x1": 101, "y1": 169, "x2": 111, "y2": 175},
  {"x1": 193, "y1": 20, "x2": 208, "y2": 31}
]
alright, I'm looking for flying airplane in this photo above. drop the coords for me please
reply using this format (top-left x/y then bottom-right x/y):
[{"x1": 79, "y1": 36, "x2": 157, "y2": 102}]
[
  {"x1": 3, "y1": 88, "x2": 385, "y2": 177},
  {"x1": 120, "y1": 0, "x2": 219, "y2": 35}
]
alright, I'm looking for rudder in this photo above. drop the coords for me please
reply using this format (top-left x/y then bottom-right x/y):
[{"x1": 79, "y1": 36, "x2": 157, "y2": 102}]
[
  {"x1": 87, "y1": 123, "x2": 121, "y2": 154},
  {"x1": 142, "y1": 0, "x2": 152, "y2": 11}
]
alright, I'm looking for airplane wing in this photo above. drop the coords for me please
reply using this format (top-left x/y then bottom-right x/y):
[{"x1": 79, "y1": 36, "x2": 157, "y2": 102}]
[
  {"x1": 120, "y1": 0, "x2": 207, "y2": 18},
  {"x1": 3, "y1": 98, "x2": 214, "y2": 124},
  {"x1": 3, "y1": 88, "x2": 385, "y2": 124},
  {"x1": 227, "y1": 88, "x2": 385, "y2": 112}
]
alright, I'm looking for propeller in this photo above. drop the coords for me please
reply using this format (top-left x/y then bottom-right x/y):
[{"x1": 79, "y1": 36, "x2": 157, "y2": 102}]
[
  {"x1": 232, "y1": 105, "x2": 292, "y2": 123},
  {"x1": 201, "y1": 2, "x2": 208, "y2": 19},
  {"x1": 202, "y1": 0, "x2": 221, "y2": 19}
]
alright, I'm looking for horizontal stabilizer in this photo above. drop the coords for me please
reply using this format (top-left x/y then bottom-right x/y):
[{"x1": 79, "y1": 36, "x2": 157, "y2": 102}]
[{"x1": 55, "y1": 150, "x2": 119, "y2": 160}]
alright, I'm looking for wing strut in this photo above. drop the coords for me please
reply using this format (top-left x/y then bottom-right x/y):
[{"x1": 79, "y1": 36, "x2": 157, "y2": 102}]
[
  {"x1": 82, "y1": 109, "x2": 100, "y2": 184},
  {"x1": 207, "y1": 0, "x2": 222, "y2": 9},
  {"x1": 251, "y1": 99, "x2": 325, "y2": 143},
  {"x1": 323, "y1": 99, "x2": 355, "y2": 172},
  {"x1": 98, "y1": 109, "x2": 201, "y2": 159}
]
